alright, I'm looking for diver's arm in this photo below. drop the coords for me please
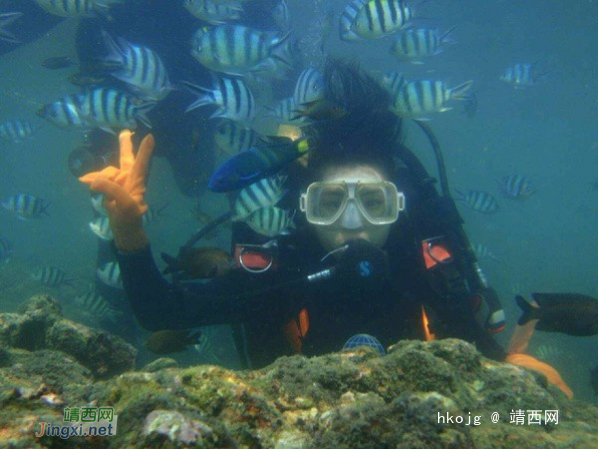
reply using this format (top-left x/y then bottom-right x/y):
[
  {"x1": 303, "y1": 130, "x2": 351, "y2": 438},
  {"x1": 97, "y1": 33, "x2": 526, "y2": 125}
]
[
  {"x1": 78, "y1": 130, "x2": 261, "y2": 330},
  {"x1": 434, "y1": 297, "x2": 507, "y2": 361},
  {"x1": 116, "y1": 245, "x2": 247, "y2": 330}
]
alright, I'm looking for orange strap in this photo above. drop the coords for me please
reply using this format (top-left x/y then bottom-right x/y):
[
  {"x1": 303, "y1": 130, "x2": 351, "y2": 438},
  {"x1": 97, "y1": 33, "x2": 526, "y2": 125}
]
[
  {"x1": 421, "y1": 306, "x2": 436, "y2": 341},
  {"x1": 283, "y1": 308, "x2": 310, "y2": 353}
]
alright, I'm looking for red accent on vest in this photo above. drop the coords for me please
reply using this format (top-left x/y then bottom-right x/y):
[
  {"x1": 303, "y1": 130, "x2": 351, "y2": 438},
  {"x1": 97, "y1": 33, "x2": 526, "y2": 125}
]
[{"x1": 421, "y1": 241, "x2": 452, "y2": 269}]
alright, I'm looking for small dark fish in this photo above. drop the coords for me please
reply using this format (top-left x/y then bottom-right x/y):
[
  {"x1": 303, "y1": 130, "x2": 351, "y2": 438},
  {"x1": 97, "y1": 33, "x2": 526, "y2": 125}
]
[
  {"x1": 68, "y1": 72, "x2": 108, "y2": 88},
  {"x1": 515, "y1": 293, "x2": 598, "y2": 336},
  {"x1": 144, "y1": 330, "x2": 202, "y2": 354},
  {"x1": 591, "y1": 365, "x2": 598, "y2": 396},
  {"x1": 292, "y1": 99, "x2": 348, "y2": 121},
  {"x1": 42, "y1": 56, "x2": 76, "y2": 70},
  {"x1": 161, "y1": 247, "x2": 234, "y2": 279},
  {"x1": 497, "y1": 175, "x2": 535, "y2": 200},
  {"x1": 209, "y1": 136, "x2": 312, "y2": 192},
  {"x1": 454, "y1": 189, "x2": 499, "y2": 214},
  {"x1": 462, "y1": 92, "x2": 477, "y2": 118}
]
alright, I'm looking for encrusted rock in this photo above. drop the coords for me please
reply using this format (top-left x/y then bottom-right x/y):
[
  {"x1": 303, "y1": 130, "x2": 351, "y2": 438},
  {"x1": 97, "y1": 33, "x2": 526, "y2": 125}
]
[
  {"x1": 142, "y1": 357, "x2": 179, "y2": 373},
  {"x1": 0, "y1": 295, "x2": 136, "y2": 379},
  {"x1": 142, "y1": 409, "x2": 214, "y2": 445}
]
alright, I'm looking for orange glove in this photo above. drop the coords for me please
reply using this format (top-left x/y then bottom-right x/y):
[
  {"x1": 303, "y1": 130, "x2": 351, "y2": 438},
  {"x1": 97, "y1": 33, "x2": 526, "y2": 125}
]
[
  {"x1": 506, "y1": 353, "x2": 573, "y2": 399},
  {"x1": 79, "y1": 130, "x2": 155, "y2": 253}
]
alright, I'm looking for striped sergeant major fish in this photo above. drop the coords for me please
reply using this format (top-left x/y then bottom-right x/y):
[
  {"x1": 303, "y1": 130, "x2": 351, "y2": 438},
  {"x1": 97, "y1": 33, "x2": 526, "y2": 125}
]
[
  {"x1": 2, "y1": 194, "x2": 50, "y2": 220},
  {"x1": 351, "y1": 0, "x2": 413, "y2": 40},
  {"x1": 184, "y1": 77, "x2": 256, "y2": 126},
  {"x1": 249, "y1": 38, "x2": 300, "y2": 80},
  {"x1": 340, "y1": 0, "x2": 368, "y2": 42},
  {"x1": 293, "y1": 68, "x2": 325, "y2": 107},
  {"x1": 496, "y1": 175, "x2": 535, "y2": 200},
  {"x1": 266, "y1": 97, "x2": 309, "y2": 126},
  {"x1": 183, "y1": 0, "x2": 244, "y2": 24},
  {"x1": 81, "y1": 88, "x2": 155, "y2": 131},
  {"x1": 91, "y1": 193, "x2": 107, "y2": 216},
  {"x1": 0, "y1": 12, "x2": 22, "y2": 43},
  {"x1": 245, "y1": 206, "x2": 295, "y2": 237},
  {"x1": 214, "y1": 121, "x2": 262, "y2": 155},
  {"x1": 191, "y1": 24, "x2": 290, "y2": 76},
  {"x1": 193, "y1": 328, "x2": 223, "y2": 364},
  {"x1": 249, "y1": 52, "x2": 294, "y2": 81},
  {"x1": 390, "y1": 79, "x2": 474, "y2": 120},
  {"x1": 499, "y1": 63, "x2": 544, "y2": 88},
  {"x1": 272, "y1": 0, "x2": 290, "y2": 31},
  {"x1": 390, "y1": 27, "x2": 456, "y2": 63},
  {"x1": 34, "y1": 0, "x2": 122, "y2": 17},
  {"x1": 89, "y1": 216, "x2": 113, "y2": 241},
  {"x1": 380, "y1": 71, "x2": 405, "y2": 94},
  {"x1": 454, "y1": 189, "x2": 499, "y2": 214},
  {"x1": 37, "y1": 94, "x2": 88, "y2": 129},
  {"x1": 38, "y1": 89, "x2": 154, "y2": 131},
  {"x1": 102, "y1": 32, "x2": 171, "y2": 101},
  {"x1": 0, "y1": 119, "x2": 39, "y2": 143},
  {"x1": 75, "y1": 286, "x2": 120, "y2": 322},
  {"x1": 97, "y1": 261, "x2": 123, "y2": 289},
  {"x1": 233, "y1": 175, "x2": 288, "y2": 221},
  {"x1": 32, "y1": 266, "x2": 76, "y2": 287}
]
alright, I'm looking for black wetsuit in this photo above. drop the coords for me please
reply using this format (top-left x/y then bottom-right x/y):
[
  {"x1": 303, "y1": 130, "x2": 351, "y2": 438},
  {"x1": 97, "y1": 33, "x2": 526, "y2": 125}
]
[{"x1": 117, "y1": 168, "x2": 507, "y2": 369}]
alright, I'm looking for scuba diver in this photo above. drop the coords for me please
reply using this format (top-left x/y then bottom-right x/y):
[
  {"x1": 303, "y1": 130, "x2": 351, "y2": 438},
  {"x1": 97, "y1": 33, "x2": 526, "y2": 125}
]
[{"x1": 79, "y1": 61, "x2": 510, "y2": 366}]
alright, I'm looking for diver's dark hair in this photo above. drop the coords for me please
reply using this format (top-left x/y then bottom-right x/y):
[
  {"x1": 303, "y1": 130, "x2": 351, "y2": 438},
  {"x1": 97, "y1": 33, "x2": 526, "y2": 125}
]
[{"x1": 305, "y1": 59, "x2": 403, "y2": 182}]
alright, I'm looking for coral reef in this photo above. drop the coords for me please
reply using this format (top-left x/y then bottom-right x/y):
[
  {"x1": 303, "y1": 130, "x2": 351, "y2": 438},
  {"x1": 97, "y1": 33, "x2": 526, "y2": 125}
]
[
  {"x1": 1, "y1": 295, "x2": 598, "y2": 447},
  {"x1": 0, "y1": 295, "x2": 136, "y2": 379}
]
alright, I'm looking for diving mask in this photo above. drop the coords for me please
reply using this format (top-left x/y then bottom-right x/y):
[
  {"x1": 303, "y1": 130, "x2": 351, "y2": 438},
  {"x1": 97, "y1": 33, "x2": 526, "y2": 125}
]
[{"x1": 300, "y1": 181, "x2": 405, "y2": 226}]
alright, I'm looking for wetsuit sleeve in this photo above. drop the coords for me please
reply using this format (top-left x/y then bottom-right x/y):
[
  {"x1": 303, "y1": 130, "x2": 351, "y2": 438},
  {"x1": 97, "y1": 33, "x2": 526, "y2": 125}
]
[
  {"x1": 435, "y1": 297, "x2": 507, "y2": 361},
  {"x1": 116, "y1": 245, "x2": 252, "y2": 330}
]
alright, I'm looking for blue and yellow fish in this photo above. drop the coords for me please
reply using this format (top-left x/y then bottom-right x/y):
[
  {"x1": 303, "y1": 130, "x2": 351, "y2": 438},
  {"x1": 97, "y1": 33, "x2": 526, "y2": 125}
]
[{"x1": 209, "y1": 136, "x2": 311, "y2": 192}]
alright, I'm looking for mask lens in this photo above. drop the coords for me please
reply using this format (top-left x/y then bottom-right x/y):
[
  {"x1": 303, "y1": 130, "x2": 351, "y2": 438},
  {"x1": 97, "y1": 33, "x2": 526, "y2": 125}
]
[
  {"x1": 356, "y1": 182, "x2": 399, "y2": 224},
  {"x1": 357, "y1": 185, "x2": 388, "y2": 219},
  {"x1": 313, "y1": 184, "x2": 347, "y2": 222}
]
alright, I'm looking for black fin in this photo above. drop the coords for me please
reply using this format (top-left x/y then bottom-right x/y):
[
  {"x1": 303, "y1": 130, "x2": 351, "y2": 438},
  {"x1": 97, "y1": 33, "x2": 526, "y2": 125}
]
[{"x1": 515, "y1": 295, "x2": 536, "y2": 325}]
